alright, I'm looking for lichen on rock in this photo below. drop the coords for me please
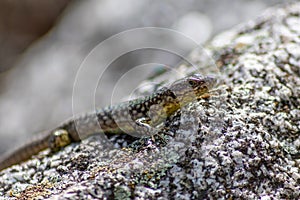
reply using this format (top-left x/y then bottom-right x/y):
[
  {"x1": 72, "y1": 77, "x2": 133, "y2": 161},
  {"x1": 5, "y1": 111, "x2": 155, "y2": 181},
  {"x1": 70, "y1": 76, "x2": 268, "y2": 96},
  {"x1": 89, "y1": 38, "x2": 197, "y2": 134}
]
[{"x1": 0, "y1": 2, "x2": 300, "y2": 199}]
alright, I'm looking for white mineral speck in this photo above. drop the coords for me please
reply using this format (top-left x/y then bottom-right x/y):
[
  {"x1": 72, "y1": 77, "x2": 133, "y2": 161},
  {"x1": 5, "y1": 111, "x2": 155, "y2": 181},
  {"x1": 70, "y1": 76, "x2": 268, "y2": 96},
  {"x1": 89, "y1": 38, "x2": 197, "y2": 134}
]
[{"x1": 286, "y1": 43, "x2": 300, "y2": 58}]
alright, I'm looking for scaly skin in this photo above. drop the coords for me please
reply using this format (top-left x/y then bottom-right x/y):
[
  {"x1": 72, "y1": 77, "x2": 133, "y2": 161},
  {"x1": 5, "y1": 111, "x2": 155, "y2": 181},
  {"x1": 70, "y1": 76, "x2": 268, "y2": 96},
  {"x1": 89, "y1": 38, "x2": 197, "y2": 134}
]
[{"x1": 0, "y1": 74, "x2": 216, "y2": 171}]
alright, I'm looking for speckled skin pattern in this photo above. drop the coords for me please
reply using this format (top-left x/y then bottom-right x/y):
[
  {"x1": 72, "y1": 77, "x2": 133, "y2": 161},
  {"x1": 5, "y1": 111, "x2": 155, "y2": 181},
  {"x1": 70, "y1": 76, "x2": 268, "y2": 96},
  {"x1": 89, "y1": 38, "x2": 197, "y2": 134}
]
[
  {"x1": 0, "y1": 74, "x2": 216, "y2": 171},
  {"x1": 2, "y1": 3, "x2": 300, "y2": 199}
]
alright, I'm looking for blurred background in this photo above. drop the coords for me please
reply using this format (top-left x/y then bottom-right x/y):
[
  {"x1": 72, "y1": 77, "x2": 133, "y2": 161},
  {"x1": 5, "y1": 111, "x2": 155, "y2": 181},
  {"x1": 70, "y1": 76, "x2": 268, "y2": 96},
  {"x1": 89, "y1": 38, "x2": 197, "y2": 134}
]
[{"x1": 0, "y1": 0, "x2": 292, "y2": 154}]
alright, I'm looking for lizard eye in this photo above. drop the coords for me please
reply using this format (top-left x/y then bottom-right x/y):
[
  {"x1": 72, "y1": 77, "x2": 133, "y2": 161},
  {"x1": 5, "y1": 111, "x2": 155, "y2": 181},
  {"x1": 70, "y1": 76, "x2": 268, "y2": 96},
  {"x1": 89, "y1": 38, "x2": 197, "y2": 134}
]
[
  {"x1": 188, "y1": 79, "x2": 203, "y2": 87},
  {"x1": 188, "y1": 80, "x2": 196, "y2": 86}
]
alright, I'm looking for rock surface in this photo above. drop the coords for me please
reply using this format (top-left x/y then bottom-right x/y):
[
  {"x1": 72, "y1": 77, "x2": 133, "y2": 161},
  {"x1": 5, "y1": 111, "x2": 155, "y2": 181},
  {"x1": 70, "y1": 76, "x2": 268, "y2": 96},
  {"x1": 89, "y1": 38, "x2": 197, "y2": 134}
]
[{"x1": 0, "y1": 2, "x2": 300, "y2": 199}]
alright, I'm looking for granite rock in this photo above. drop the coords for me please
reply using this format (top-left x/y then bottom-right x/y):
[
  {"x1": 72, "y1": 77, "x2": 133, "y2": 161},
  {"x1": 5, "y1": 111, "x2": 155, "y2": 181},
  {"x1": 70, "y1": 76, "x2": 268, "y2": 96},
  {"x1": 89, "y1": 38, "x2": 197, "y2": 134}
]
[{"x1": 0, "y1": 2, "x2": 299, "y2": 199}]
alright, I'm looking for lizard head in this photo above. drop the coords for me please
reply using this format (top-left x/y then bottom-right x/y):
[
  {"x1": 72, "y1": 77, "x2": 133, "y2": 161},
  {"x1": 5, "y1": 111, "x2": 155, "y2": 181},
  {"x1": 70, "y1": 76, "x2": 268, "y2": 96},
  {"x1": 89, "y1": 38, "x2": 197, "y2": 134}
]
[
  {"x1": 170, "y1": 74, "x2": 217, "y2": 105},
  {"x1": 186, "y1": 74, "x2": 216, "y2": 96}
]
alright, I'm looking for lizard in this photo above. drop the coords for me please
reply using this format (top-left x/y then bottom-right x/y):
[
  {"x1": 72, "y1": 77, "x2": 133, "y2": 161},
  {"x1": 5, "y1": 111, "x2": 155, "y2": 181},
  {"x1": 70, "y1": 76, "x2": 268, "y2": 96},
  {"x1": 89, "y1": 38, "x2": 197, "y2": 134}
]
[{"x1": 0, "y1": 74, "x2": 216, "y2": 171}]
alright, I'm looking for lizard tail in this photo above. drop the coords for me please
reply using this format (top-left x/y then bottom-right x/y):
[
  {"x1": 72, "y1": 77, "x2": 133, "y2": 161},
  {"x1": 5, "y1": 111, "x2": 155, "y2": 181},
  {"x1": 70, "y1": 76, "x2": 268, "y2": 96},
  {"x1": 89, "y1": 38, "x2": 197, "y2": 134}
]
[{"x1": 0, "y1": 131, "x2": 50, "y2": 171}]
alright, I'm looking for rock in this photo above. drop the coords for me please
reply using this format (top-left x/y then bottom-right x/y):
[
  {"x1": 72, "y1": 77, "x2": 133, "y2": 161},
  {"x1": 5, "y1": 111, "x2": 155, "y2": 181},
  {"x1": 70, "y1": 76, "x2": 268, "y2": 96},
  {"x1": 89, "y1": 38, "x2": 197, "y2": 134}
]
[{"x1": 0, "y1": 2, "x2": 299, "y2": 199}]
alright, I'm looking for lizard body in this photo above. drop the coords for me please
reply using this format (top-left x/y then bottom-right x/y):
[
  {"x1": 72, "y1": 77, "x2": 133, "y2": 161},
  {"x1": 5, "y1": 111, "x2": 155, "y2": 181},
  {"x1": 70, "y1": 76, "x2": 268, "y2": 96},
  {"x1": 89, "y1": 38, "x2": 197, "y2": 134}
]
[{"x1": 0, "y1": 74, "x2": 216, "y2": 171}]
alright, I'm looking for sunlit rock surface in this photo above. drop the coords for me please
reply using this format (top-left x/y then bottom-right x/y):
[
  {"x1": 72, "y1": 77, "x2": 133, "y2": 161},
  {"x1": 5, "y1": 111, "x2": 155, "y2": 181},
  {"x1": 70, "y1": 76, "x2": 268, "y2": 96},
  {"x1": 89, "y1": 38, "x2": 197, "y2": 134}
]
[{"x1": 0, "y1": 2, "x2": 299, "y2": 199}]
